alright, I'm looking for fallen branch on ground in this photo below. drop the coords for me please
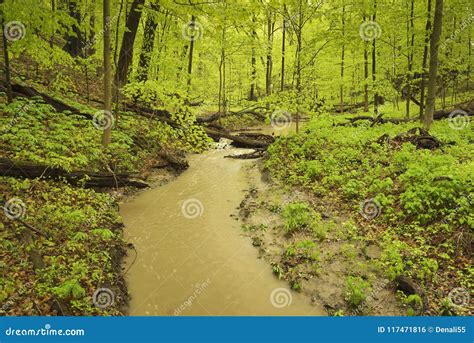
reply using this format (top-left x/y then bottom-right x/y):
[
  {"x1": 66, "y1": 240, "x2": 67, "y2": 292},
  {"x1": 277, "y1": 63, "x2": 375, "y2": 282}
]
[
  {"x1": 224, "y1": 150, "x2": 266, "y2": 159},
  {"x1": 0, "y1": 158, "x2": 149, "y2": 188}
]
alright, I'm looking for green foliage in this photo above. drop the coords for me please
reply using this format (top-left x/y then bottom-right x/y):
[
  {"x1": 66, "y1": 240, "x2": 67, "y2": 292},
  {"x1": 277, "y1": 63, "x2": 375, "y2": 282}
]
[
  {"x1": 403, "y1": 294, "x2": 424, "y2": 316},
  {"x1": 53, "y1": 279, "x2": 86, "y2": 299},
  {"x1": 345, "y1": 276, "x2": 372, "y2": 307},
  {"x1": 285, "y1": 240, "x2": 320, "y2": 262},
  {"x1": 1, "y1": 178, "x2": 123, "y2": 315},
  {"x1": 281, "y1": 202, "x2": 324, "y2": 238}
]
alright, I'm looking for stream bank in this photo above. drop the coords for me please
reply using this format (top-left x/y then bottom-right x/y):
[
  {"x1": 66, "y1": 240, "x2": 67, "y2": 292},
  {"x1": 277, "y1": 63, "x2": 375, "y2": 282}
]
[
  {"x1": 239, "y1": 158, "x2": 404, "y2": 316},
  {"x1": 120, "y1": 147, "x2": 325, "y2": 315}
]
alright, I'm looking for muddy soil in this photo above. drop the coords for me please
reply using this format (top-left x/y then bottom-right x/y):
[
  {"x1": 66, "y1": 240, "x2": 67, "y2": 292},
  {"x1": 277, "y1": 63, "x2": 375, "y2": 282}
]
[{"x1": 239, "y1": 158, "x2": 405, "y2": 316}]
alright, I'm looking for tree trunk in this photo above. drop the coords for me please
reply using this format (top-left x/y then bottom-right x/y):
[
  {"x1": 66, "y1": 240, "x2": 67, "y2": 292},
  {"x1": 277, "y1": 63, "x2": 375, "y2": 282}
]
[
  {"x1": 114, "y1": 0, "x2": 145, "y2": 89},
  {"x1": 340, "y1": 4, "x2": 346, "y2": 114},
  {"x1": 102, "y1": 0, "x2": 113, "y2": 147},
  {"x1": 281, "y1": 5, "x2": 286, "y2": 92},
  {"x1": 295, "y1": 0, "x2": 303, "y2": 133},
  {"x1": 64, "y1": 0, "x2": 84, "y2": 57},
  {"x1": 372, "y1": 2, "x2": 378, "y2": 116},
  {"x1": 137, "y1": 2, "x2": 159, "y2": 82},
  {"x1": 0, "y1": 2, "x2": 13, "y2": 103},
  {"x1": 406, "y1": 0, "x2": 415, "y2": 117},
  {"x1": 219, "y1": 27, "x2": 227, "y2": 113},
  {"x1": 88, "y1": 0, "x2": 96, "y2": 56},
  {"x1": 424, "y1": 0, "x2": 443, "y2": 130},
  {"x1": 249, "y1": 16, "x2": 257, "y2": 101},
  {"x1": 363, "y1": 17, "x2": 369, "y2": 112},
  {"x1": 266, "y1": 12, "x2": 274, "y2": 96},
  {"x1": 419, "y1": 0, "x2": 432, "y2": 121},
  {"x1": 187, "y1": 15, "x2": 196, "y2": 88}
]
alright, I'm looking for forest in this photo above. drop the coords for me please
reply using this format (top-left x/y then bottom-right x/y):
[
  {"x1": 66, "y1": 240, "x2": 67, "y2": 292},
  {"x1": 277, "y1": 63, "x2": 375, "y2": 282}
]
[{"x1": 0, "y1": 0, "x2": 472, "y2": 318}]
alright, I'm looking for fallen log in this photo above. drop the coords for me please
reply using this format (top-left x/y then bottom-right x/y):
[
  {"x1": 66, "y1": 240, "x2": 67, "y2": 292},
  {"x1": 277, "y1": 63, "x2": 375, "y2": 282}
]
[
  {"x1": 0, "y1": 158, "x2": 149, "y2": 188},
  {"x1": 224, "y1": 150, "x2": 266, "y2": 159},
  {"x1": 433, "y1": 100, "x2": 474, "y2": 119},
  {"x1": 1, "y1": 81, "x2": 93, "y2": 119},
  {"x1": 203, "y1": 127, "x2": 271, "y2": 149},
  {"x1": 157, "y1": 150, "x2": 189, "y2": 171},
  {"x1": 235, "y1": 132, "x2": 275, "y2": 145},
  {"x1": 337, "y1": 114, "x2": 416, "y2": 126}
]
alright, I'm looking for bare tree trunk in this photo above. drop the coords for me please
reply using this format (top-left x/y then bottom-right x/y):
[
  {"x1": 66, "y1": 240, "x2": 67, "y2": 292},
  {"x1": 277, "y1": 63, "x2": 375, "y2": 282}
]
[
  {"x1": 295, "y1": 0, "x2": 303, "y2": 133},
  {"x1": 187, "y1": 15, "x2": 196, "y2": 88},
  {"x1": 86, "y1": 0, "x2": 96, "y2": 56},
  {"x1": 102, "y1": 0, "x2": 113, "y2": 147},
  {"x1": 114, "y1": 0, "x2": 145, "y2": 89},
  {"x1": 137, "y1": 2, "x2": 159, "y2": 82},
  {"x1": 424, "y1": 0, "x2": 443, "y2": 131},
  {"x1": 266, "y1": 12, "x2": 274, "y2": 96},
  {"x1": 281, "y1": 5, "x2": 286, "y2": 92},
  {"x1": 372, "y1": 1, "x2": 378, "y2": 116},
  {"x1": 406, "y1": 0, "x2": 415, "y2": 117},
  {"x1": 468, "y1": 32, "x2": 471, "y2": 92},
  {"x1": 64, "y1": 0, "x2": 84, "y2": 57},
  {"x1": 1, "y1": 1, "x2": 13, "y2": 103},
  {"x1": 363, "y1": 15, "x2": 369, "y2": 112},
  {"x1": 219, "y1": 27, "x2": 226, "y2": 113},
  {"x1": 249, "y1": 16, "x2": 257, "y2": 101},
  {"x1": 419, "y1": 0, "x2": 432, "y2": 121},
  {"x1": 340, "y1": 3, "x2": 345, "y2": 114}
]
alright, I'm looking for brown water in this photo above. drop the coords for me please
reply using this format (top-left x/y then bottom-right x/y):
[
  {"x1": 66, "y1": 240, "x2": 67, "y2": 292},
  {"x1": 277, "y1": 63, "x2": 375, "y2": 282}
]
[{"x1": 121, "y1": 134, "x2": 323, "y2": 315}]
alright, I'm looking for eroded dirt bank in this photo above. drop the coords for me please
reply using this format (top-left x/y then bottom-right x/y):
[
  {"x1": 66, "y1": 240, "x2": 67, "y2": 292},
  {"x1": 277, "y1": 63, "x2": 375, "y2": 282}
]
[{"x1": 239, "y1": 158, "x2": 405, "y2": 316}]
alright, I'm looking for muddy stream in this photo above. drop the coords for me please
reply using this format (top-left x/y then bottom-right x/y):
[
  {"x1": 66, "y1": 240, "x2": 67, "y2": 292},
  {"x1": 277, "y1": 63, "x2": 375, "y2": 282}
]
[{"x1": 120, "y1": 125, "x2": 324, "y2": 315}]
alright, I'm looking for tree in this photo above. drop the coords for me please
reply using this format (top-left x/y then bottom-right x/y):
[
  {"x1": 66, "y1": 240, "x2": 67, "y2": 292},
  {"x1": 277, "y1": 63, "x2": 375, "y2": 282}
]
[
  {"x1": 187, "y1": 15, "x2": 197, "y2": 88},
  {"x1": 102, "y1": 0, "x2": 112, "y2": 147},
  {"x1": 265, "y1": 10, "x2": 275, "y2": 96},
  {"x1": 137, "y1": 1, "x2": 160, "y2": 82},
  {"x1": 424, "y1": 0, "x2": 443, "y2": 130},
  {"x1": 405, "y1": 0, "x2": 415, "y2": 117},
  {"x1": 1, "y1": 0, "x2": 13, "y2": 103},
  {"x1": 114, "y1": 0, "x2": 145, "y2": 89},
  {"x1": 249, "y1": 15, "x2": 257, "y2": 101},
  {"x1": 371, "y1": 0, "x2": 378, "y2": 116},
  {"x1": 419, "y1": 0, "x2": 432, "y2": 120},
  {"x1": 340, "y1": 2, "x2": 346, "y2": 113},
  {"x1": 64, "y1": 0, "x2": 84, "y2": 57},
  {"x1": 280, "y1": 4, "x2": 286, "y2": 92}
]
